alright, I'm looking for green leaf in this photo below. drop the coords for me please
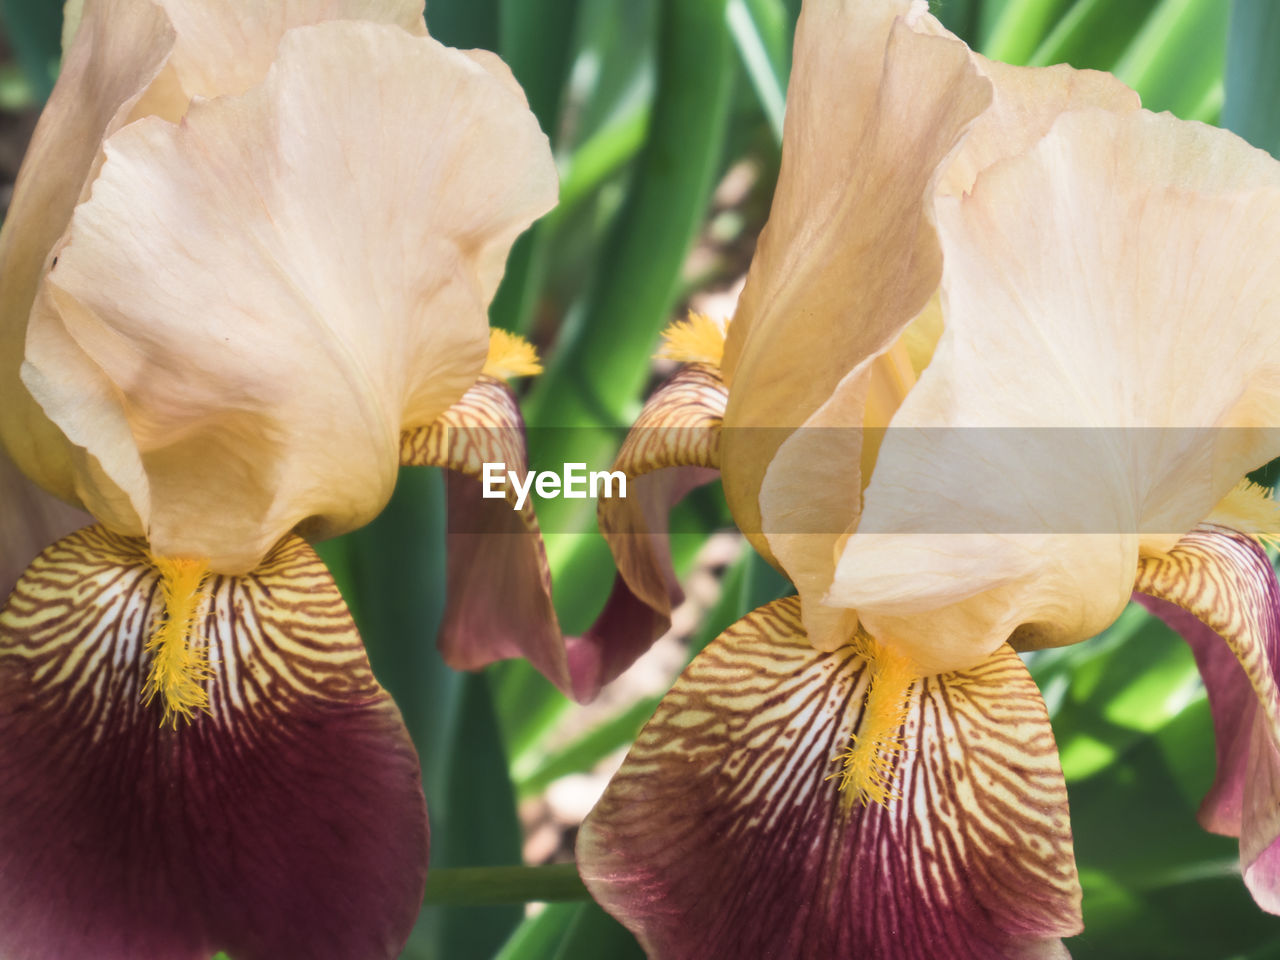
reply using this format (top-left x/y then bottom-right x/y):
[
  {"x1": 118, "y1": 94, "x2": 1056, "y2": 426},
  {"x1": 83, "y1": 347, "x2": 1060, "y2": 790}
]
[
  {"x1": 726, "y1": 0, "x2": 791, "y2": 143},
  {"x1": 493, "y1": 904, "x2": 582, "y2": 960},
  {"x1": 980, "y1": 0, "x2": 1075, "y2": 64},
  {"x1": 423, "y1": 671, "x2": 525, "y2": 958},
  {"x1": 316, "y1": 468, "x2": 449, "y2": 798},
  {"x1": 524, "y1": 0, "x2": 735, "y2": 432},
  {"x1": 549, "y1": 903, "x2": 646, "y2": 960},
  {"x1": 424, "y1": 0, "x2": 499, "y2": 50},
  {"x1": 1110, "y1": 0, "x2": 1228, "y2": 120},
  {"x1": 0, "y1": 0, "x2": 62, "y2": 102},
  {"x1": 1027, "y1": 0, "x2": 1161, "y2": 72},
  {"x1": 424, "y1": 865, "x2": 588, "y2": 906},
  {"x1": 515, "y1": 690, "x2": 659, "y2": 797},
  {"x1": 737, "y1": 547, "x2": 793, "y2": 615},
  {"x1": 1223, "y1": 0, "x2": 1280, "y2": 157},
  {"x1": 553, "y1": 102, "x2": 651, "y2": 216},
  {"x1": 499, "y1": 0, "x2": 581, "y2": 135},
  {"x1": 488, "y1": 0, "x2": 584, "y2": 336},
  {"x1": 933, "y1": 0, "x2": 982, "y2": 45}
]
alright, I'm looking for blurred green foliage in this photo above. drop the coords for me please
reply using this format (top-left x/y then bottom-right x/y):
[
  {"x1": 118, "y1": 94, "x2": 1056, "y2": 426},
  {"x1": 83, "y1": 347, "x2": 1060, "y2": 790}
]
[{"x1": 2, "y1": 0, "x2": 1279, "y2": 957}]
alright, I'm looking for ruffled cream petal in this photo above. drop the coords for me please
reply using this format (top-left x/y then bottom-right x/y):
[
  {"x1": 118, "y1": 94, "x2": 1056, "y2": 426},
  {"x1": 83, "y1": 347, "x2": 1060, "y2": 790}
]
[
  {"x1": 834, "y1": 109, "x2": 1280, "y2": 672},
  {"x1": 717, "y1": 0, "x2": 991, "y2": 562},
  {"x1": 150, "y1": 0, "x2": 426, "y2": 113},
  {"x1": 0, "y1": 0, "x2": 173, "y2": 503},
  {"x1": 937, "y1": 55, "x2": 1140, "y2": 197},
  {"x1": 721, "y1": 2, "x2": 1139, "y2": 647},
  {"x1": 26, "y1": 21, "x2": 556, "y2": 572}
]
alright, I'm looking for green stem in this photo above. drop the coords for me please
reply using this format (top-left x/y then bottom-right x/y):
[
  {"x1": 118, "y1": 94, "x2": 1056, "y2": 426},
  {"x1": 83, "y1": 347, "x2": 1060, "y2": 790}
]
[{"x1": 424, "y1": 864, "x2": 591, "y2": 906}]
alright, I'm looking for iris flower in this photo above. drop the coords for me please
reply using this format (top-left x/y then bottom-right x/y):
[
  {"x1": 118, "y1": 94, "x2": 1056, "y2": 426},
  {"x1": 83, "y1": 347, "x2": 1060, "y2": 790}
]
[
  {"x1": 0, "y1": 2, "x2": 563, "y2": 957},
  {"x1": 578, "y1": 1, "x2": 1280, "y2": 956}
]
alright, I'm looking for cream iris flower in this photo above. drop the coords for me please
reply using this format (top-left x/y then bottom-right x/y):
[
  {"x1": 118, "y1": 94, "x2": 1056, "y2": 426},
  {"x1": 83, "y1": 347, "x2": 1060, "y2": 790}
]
[
  {"x1": 0, "y1": 2, "x2": 560, "y2": 958},
  {"x1": 578, "y1": 1, "x2": 1280, "y2": 957}
]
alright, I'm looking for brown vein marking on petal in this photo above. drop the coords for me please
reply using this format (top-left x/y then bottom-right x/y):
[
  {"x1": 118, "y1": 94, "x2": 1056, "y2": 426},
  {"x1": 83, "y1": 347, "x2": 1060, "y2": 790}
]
[
  {"x1": 579, "y1": 596, "x2": 1080, "y2": 960},
  {"x1": 0, "y1": 525, "x2": 427, "y2": 960},
  {"x1": 401, "y1": 374, "x2": 531, "y2": 487},
  {"x1": 400, "y1": 375, "x2": 571, "y2": 693},
  {"x1": 1134, "y1": 523, "x2": 1280, "y2": 752},
  {"x1": 609, "y1": 362, "x2": 725, "y2": 480},
  {"x1": 598, "y1": 362, "x2": 725, "y2": 612},
  {"x1": 567, "y1": 363, "x2": 726, "y2": 701}
]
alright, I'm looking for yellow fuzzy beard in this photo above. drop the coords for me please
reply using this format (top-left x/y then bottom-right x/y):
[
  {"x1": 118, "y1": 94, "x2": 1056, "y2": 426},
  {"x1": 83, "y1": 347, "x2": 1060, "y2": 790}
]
[
  {"x1": 143, "y1": 556, "x2": 213, "y2": 727},
  {"x1": 656, "y1": 312, "x2": 727, "y2": 367},
  {"x1": 1207, "y1": 479, "x2": 1280, "y2": 548},
  {"x1": 830, "y1": 635, "x2": 917, "y2": 809},
  {"x1": 483, "y1": 328, "x2": 543, "y2": 380}
]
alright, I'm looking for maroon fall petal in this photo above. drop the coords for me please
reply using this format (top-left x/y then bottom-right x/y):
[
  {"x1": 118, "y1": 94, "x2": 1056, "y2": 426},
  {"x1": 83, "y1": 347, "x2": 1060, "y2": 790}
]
[
  {"x1": 579, "y1": 363, "x2": 726, "y2": 699},
  {"x1": 401, "y1": 375, "x2": 573, "y2": 694},
  {"x1": 0, "y1": 525, "x2": 428, "y2": 960},
  {"x1": 578, "y1": 596, "x2": 1081, "y2": 960},
  {"x1": 1134, "y1": 524, "x2": 1280, "y2": 913}
]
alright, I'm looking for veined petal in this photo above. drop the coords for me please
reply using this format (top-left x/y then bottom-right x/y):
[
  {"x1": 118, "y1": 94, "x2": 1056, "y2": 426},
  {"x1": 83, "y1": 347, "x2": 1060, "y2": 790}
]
[
  {"x1": 401, "y1": 375, "x2": 571, "y2": 695},
  {"x1": 0, "y1": 526, "x2": 427, "y2": 960},
  {"x1": 1134, "y1": 524, "x2": 1280, "y2": 913},
  {"x1": 718, "y1": 0, "x2": 991, "y2": 555},
  {"x1": 0, "y1": 0, "x2": 173, "y2": 504},
  {"x1": 26, "y1": 21, "x2": 558, "y2": 573},
  {"x1": 936, "y1": 56, "x2": 1140, "y2": 198},
  {"x1": 758, "y1": 364, "x2": 865, "y2": 652},
  {"x1": 142, "y1": 0, "x2": 427, "y2": 120},
  {"x1": 725, "y1": 7, "x2": 1143, "y2": 653},
  {"x1": 581, "y1": 363, "x2": 724, "y2": 700},
  {"x1": 835, "y1": 109, "x2": 1280, "y2": 673},
  {"x1": 0, "y1": 445, "x2": 88, "y2": 602},
  {"x1": 578, "y1": 597, "x2": 1081, "y2": 960}
]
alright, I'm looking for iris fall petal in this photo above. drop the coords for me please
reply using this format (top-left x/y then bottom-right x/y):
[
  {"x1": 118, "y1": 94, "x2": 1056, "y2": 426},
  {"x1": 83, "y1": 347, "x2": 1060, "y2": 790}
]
[
  {"x1": 0, "y1": 526, "x2": 427, "y2": 960},
  {"x1": 578, "y1": 597, "x2": 1081, "y2": 960},
  {"x1": 401, "y1": 375, "x2": 572, "y2": 695},
  {"x1": 578, "y1": 362, "x2": 725, "y2": 697},
  {"x1": 1134, "y1": 525, "x2": 1280, "y2": 913}
]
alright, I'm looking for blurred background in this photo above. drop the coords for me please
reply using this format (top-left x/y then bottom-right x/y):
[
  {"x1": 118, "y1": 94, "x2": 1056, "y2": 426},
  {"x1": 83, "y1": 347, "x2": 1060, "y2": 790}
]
[{"x1": 2, "y1": 0, "x2": 1279, "y2": 957}]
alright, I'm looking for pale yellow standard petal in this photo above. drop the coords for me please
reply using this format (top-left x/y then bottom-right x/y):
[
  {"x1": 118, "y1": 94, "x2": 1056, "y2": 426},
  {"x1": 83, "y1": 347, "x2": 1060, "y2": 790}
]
[
  {"x1": 834, "y1": 109, "x2": 1280, "y2": 673},
  {"x1": 724, "y1": 4, "x2": 1143, "y2": 657},
  {"x1": 2, "y1": 0, "x2": 439, "y2": 519},
  {"x1": 0, "y1": 0, "x2": 173, "y2": 508},
  {"x1": 717, "y1": 0, "x2": 992, "y2": 564},
  {"x1": 137, "y1": 0, "x2": 428, "y2": 122},
  {"x1": 936, "y1": 55, "x2": 1141, "y2": 197},
  {"x1": 25, "y1": 22, "x2": 558, "y2": 572}
]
